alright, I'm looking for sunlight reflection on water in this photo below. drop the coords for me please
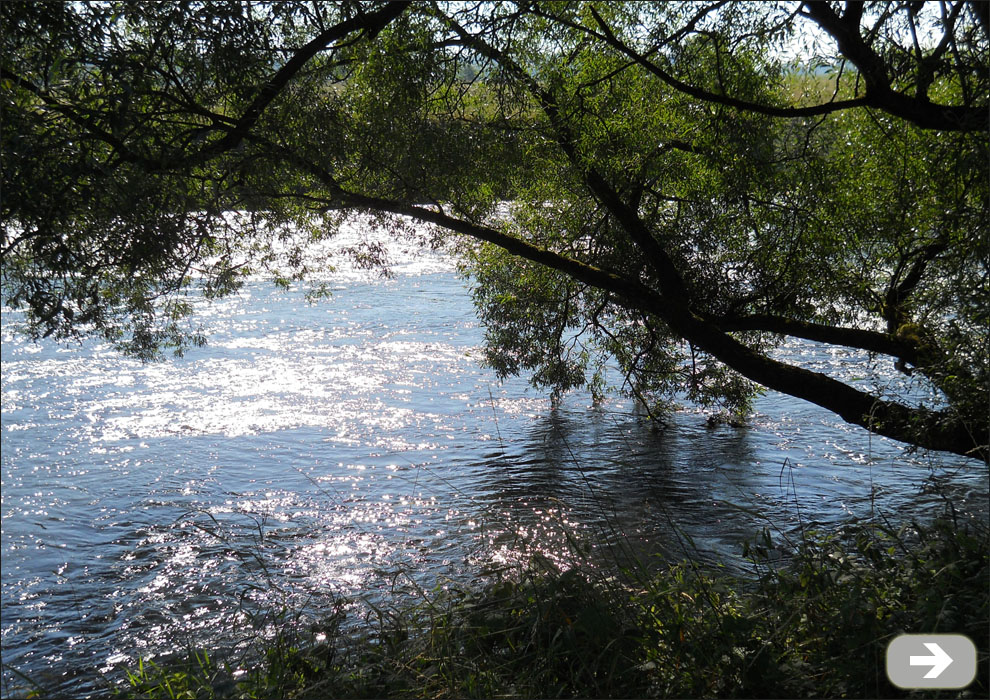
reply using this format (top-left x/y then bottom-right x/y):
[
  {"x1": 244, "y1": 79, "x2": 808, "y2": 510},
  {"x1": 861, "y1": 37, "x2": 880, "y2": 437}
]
[{"x1": 2, "y1": 231, "x2": 986, "y2": 696}]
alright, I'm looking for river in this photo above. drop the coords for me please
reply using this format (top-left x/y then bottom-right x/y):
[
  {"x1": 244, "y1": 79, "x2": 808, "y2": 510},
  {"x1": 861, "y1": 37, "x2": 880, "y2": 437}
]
[{"x1": 1, "y1": 229, "x2": 986, "y2": 695}]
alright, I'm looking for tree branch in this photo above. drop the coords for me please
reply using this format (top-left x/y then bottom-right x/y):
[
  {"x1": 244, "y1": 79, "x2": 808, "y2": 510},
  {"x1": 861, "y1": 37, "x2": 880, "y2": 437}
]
[
  {"x1": 436, "y1": 8, "x2": 691, "y2": 300},
  {"x1": 711, "y1": 313, "x2": 924, "y2": 363},
  {"x1": 801, "y1": 1, "x2": 987, "y2": 131},
  {"x1": 1, "y1": 2, "x2": 410, "y2": 172},
  {"x1": 585, "y1": 6, "x2": 872, "y2": 118},
  {"x1": 193, "y1": 2, "x2": 409, "y2": 165},
  {"x1": 573, "y1": 3, "x2": 988, "y2": 132}
]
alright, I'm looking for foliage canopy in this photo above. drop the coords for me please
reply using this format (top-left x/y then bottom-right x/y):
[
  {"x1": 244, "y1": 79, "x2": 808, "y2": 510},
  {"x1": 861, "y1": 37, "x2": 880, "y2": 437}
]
[{"x1": 2, "y1": 1, "x2": 987, "y2": 460}]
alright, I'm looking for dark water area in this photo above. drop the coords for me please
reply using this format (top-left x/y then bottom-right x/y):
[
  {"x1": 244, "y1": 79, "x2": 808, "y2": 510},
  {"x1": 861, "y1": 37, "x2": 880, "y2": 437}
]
[{"x1": 2, "y1": 238, "x2": 987, "y2": 696}]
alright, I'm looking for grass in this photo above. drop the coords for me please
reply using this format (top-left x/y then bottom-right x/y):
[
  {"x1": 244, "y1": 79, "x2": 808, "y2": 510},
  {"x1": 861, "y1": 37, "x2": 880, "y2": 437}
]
[{"x1": 109, "y1": 506, "x2": 988, "y2": 699}]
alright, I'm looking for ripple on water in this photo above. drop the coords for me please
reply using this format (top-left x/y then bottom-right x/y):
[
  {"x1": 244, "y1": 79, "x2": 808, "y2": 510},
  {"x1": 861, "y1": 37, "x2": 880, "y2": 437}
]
[{"x1": 3, "y1": 265, "x2": 986, "y2": 696}]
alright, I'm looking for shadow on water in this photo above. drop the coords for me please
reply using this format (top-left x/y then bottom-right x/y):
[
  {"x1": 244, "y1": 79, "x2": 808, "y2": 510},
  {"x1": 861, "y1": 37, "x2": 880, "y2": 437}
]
[
  {"x1": 459, "y1": 398, "x2": 986, "y2": 580},
  {"x1": 460, "y1": 402, "x2": 784, "y2": 576}
]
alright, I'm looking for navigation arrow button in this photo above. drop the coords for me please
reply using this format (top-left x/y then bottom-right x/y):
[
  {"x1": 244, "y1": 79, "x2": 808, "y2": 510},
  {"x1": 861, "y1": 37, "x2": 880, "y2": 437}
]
[{"x1": 887, "y1": 634, "x2": 977, "y2": 689}]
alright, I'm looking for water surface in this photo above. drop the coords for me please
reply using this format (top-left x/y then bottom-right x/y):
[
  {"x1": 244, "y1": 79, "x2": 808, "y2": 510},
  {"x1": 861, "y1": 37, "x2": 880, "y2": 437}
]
[{"x1": 2, "y1": 233, "x2": 985, "y2": 695}]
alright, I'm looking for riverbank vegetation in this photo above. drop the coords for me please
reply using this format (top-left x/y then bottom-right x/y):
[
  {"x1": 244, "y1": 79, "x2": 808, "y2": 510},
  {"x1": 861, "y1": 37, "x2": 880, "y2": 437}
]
[{"x1": 109, "y1": 508, "x2": 987, "y2": 699}]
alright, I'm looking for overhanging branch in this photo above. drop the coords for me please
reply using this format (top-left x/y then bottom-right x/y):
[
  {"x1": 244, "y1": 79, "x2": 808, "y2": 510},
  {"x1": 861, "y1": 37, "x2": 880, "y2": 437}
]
[
  {"x1": 712, "y1": 313, "x2": 924, "y2": 363},
  {"x1": 425, "y1": 5, "x2": 986, "y2": 460},
  {"x1": 1, "y1": 2, "x2": 411, "y2": 172},
  {"x1": 579, "y1": 4, "x2": 987, "y2": 132},
  {"x1": 271, "y1": 139, "x2": 986, "y2": 460}
]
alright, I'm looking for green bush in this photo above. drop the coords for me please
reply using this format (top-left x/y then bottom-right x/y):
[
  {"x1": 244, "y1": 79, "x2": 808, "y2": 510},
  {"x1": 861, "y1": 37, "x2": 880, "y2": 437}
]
[{"x1": 634, "y1": 514, "x2": 988, "y2": 698}]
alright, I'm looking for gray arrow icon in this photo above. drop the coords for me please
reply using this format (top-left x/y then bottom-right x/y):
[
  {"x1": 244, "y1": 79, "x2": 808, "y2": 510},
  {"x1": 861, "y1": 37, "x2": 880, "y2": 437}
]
[
  {"x1": 887, "y1": 634, "x2": 977, "y2": 689},
  {"x1": 909, "y1": 642, "x2": 952, "y2": 678}
]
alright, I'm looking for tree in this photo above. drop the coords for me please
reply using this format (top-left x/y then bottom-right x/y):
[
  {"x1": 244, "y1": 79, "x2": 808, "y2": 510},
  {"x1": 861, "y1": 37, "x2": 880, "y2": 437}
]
[{"x1": 1, "y1": 1, "x2": 987, "y2": 461}]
